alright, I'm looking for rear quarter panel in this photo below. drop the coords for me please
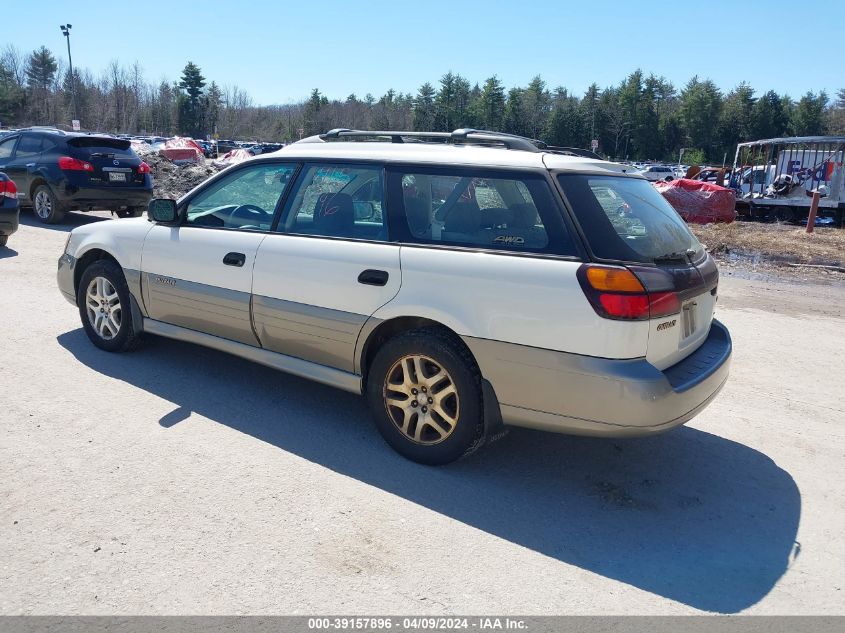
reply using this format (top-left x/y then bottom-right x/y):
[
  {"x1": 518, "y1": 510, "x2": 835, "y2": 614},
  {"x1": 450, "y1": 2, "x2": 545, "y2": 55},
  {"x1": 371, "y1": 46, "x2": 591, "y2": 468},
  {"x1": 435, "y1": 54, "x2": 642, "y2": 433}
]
[{"x1": 377, "y1": 246, "x2": 649, "y2": 359}]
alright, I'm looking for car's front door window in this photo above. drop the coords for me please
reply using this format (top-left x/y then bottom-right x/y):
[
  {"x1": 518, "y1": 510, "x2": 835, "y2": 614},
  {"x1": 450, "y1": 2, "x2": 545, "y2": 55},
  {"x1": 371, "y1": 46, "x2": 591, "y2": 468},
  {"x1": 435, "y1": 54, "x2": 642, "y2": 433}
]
[{"x1": 185, "y1": 162, "x2": 298, "y2": 231}]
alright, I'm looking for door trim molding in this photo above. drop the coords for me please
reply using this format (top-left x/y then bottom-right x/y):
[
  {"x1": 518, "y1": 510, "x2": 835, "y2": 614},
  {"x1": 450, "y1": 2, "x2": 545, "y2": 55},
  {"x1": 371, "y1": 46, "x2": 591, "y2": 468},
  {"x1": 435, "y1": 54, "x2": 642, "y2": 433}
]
[{"x1": 142, "y1": 318, "x2": 362, "y2": 394}]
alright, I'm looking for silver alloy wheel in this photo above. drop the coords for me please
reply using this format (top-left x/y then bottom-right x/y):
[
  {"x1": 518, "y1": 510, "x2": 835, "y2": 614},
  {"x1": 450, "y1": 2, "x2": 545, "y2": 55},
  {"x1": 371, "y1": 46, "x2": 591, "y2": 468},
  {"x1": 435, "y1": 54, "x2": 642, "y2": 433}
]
[
  {"x1": 383, "y1": 354, "x2": 459, "y2": 445},
  {"x1": 85, "y1": 276, "x2": 122, "y2": 340},
  {"x1": 34, "y1": 190, "x2": 52, "y2": 219}
]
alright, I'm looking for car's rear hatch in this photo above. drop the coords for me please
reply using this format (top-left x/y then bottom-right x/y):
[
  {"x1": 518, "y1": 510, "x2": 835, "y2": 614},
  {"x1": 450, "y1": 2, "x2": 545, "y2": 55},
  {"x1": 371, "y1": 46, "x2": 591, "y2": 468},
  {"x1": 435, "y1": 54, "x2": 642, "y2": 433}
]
[
  {"x1": 66, "y1": 136, "x2": 146, "y2": 187},
  {"x1": 557, "y1": 172, "x2": 718, "y2": 371}
]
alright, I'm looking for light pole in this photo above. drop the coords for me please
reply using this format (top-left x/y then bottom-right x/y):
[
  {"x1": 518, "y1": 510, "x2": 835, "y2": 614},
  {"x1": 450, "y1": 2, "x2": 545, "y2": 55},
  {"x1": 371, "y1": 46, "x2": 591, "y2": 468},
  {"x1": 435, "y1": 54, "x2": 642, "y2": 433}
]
[{"x1": 59, "y1": 24, "x2": 78, "y2": 123}]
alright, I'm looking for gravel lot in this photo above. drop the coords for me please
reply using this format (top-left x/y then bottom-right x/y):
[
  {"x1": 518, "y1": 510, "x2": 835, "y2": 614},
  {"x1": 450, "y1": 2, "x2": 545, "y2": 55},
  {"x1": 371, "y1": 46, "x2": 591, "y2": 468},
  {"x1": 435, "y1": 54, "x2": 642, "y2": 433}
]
[{"x1": 1, "y1": 210, "x2": 844, "y2": 615}]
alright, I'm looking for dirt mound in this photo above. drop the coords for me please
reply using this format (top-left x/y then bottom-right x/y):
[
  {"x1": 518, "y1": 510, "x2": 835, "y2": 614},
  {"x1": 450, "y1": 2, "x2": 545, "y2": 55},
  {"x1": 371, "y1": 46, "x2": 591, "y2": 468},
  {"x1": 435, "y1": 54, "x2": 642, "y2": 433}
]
[{"x1": 145, "y1": 151, "x2": 221, "y2": 199}]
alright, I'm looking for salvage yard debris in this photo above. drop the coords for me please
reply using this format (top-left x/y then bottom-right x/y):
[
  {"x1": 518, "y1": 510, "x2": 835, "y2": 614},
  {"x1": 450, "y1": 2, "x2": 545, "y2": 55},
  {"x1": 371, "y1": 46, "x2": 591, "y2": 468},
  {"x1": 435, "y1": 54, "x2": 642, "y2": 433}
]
[
  {"x1": 145, "y1": 150, "x2": 221, "y2": 199},
  {"x1": 655, "y1": 178, "x2": 736, "y2": 224}
]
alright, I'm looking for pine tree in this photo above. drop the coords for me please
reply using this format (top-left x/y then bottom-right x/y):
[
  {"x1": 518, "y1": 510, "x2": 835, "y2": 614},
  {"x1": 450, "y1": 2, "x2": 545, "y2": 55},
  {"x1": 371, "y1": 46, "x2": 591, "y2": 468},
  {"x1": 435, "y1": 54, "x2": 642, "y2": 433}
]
[
  {"x1": 717, "y1": 82, "x2": 755, "y2": 158},
  {"x1": 25, "y1": 46, "x2": 57, "y2": 123},
  {"x1": 434, "y1": 72, "x2": 457, "y2": 131},
  {"x1": 177, "y1": 61, "x2": 206, "y2": 137},
  {"x1": 789, "y1": 91, "x2": 827, "y2": 136},
  {"x1": 503, "y1": 88, "x2": 526, "y2": 136},
  {"x1": 751, "y1": 90, "x2": 789, "y2": 140},
  {"x1": 413, "y1": 82, "x2": 436, "y2": 131},
  {"x1": 521, "y1": 75, "x2": 550, "y2": 139},
  {"x1": 478, "y1": 76, "x2": 505, "y2": 131},
  {"x1": 679, "y1": 76, "x2": 722, "y2": 160}
]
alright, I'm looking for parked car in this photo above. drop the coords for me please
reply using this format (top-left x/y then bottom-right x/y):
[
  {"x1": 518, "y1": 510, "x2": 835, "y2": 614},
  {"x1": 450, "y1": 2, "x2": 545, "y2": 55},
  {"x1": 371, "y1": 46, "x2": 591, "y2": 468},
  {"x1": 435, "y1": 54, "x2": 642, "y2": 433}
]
[
  {"x1": 638, "y1": 165, "x2": 676, "y2": 181},
  {"x1": 0, "y1": 128, "x2": 153, "y2": 224},
  {"x1": 248, "y1": 143, "x2": 284, "y2": 155},
  {"x1": 57, "y1": 128, "x2": 731, "y2": 465},
  {"x1": 193, "y1": 139, "x2": 218, "y2": 158},
  {"x1": 216, "y1": 139, "x2": 239, "y2": 154},
  {"x1": 0, "y1": 171, "x2": 19, "y2": 248}
]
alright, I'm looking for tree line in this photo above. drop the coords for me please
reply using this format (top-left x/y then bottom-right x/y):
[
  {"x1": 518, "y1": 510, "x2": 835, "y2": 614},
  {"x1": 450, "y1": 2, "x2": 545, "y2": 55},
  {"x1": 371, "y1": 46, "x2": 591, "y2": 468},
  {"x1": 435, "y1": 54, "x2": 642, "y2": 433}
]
[{"x1": 2, "y1": 43, "x2": 844, "y2": 163}]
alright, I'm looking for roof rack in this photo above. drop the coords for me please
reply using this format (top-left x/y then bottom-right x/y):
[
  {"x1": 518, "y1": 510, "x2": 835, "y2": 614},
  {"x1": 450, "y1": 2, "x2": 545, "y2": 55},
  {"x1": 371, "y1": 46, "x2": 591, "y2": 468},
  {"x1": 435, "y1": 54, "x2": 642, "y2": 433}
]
[
  {"x1": 545, "y1": 146, "x2": 602, "y2": 160},
  {"x1": 18, "y1": 126, "x2": 68, "y2": 135},
  {"x1": 315, "y1": 128, "x2": 546, "y2": 152}
]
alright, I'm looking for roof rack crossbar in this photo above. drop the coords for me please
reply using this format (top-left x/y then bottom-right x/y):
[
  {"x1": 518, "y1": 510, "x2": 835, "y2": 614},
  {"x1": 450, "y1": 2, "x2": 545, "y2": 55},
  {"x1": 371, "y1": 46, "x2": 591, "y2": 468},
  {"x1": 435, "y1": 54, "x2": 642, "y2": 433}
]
[{"x1": 318, "y1": 128, "x2": 544, "y2": 152}]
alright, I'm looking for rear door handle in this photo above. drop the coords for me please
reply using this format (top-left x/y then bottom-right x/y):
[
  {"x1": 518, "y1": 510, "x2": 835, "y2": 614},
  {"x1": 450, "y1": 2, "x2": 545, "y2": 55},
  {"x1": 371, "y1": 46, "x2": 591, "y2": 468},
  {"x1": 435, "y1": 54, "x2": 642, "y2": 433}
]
[
  {"x1": 358, "y1": 269, "x2": 389, "y2": 286},
  {"x1": 223, "y1": 252, "x2": 246, "y2": 267}
]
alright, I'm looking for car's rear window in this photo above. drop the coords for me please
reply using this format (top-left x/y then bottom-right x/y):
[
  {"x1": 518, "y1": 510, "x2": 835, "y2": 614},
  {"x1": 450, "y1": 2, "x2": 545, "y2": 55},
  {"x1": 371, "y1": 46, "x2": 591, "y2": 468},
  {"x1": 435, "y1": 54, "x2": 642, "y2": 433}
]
[
  {"x1": 557, "y1": 174, "x2": 702, "y2": 263},
  {"x1": 67, "y1": 137, "x2": 134, "y2": 156}
]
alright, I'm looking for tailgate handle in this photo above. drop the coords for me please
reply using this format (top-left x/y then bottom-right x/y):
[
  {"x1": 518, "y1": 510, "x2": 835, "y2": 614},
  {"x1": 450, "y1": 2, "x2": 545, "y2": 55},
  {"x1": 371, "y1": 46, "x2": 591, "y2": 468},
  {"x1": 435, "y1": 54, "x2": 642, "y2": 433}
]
[
  {"x1": 358, "y1": 269, "x2": 389, "y2": 286},
  {"x1": 223, "y1": 252, "x2": 246, "y2": 267}
]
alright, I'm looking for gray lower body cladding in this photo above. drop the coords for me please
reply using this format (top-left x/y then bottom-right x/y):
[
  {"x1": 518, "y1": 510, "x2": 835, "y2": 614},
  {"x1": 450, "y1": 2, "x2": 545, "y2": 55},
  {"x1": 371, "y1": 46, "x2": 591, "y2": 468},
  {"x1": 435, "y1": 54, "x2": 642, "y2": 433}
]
[
  {"x1": 463, "y1": 320, "x2": 731, "y2": 437},
  {"x1": 252, "y1": 295, "x2": 366, "y2": 374},
  {"x1": 141, "y1": 272, "x2": 258, "y2": 346}
]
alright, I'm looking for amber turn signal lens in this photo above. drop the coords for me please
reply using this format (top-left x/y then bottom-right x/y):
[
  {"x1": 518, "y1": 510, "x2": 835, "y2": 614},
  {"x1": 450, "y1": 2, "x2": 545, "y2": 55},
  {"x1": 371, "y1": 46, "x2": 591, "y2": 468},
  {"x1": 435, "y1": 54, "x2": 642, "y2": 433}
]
[{"x1": 584, "y1": 266, "x2": 645, "y2": 293}]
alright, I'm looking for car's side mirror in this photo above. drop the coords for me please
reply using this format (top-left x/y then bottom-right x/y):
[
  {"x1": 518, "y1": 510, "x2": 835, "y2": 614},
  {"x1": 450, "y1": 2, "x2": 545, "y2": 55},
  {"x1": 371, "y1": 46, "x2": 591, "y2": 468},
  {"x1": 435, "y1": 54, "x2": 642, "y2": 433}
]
[
  {"x1": 148, "y1": 198, "x2": 178, "y2": 224},
  {"x1": 353, "y1": 201, "x2": 376, "y2": 221}
]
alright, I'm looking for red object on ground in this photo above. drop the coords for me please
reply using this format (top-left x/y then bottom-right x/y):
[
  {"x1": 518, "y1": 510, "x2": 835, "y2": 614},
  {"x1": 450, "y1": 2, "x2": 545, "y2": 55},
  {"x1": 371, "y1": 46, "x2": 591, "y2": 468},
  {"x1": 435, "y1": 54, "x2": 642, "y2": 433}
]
[
  {"x1": 158, "y1": 137, "x2": 204, "y2": 164},
  {"x1": 158, "y1": 148, "x2": 201, "y2": 163},
  {"x1": 654, "y1": 178, "x2": 736, "y2": 224}
]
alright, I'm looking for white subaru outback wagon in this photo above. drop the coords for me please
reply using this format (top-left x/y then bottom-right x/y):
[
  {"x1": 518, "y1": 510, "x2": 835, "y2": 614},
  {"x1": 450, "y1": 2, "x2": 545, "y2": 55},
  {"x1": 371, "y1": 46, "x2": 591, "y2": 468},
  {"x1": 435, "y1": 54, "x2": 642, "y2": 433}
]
[{"x1": 58, "y1": 129, "x2": 731, "y2": 465}]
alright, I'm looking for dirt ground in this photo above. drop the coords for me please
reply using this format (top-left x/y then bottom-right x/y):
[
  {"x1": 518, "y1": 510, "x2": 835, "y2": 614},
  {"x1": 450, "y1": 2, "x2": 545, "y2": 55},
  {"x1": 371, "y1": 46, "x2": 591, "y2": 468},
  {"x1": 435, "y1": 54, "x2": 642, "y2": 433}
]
[
  {"x1": 1, "y1": 210, "x2": 844, "y2": 615},
  {"x1": 691, "y1": 222, "x2": 845, "y2": 278}
]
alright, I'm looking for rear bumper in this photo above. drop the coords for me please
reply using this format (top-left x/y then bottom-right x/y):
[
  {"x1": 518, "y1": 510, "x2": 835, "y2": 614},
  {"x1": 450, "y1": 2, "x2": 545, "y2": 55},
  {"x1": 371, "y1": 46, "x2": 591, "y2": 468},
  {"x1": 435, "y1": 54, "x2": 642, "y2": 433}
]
[
  {"x1": 0, "y1": 202, "x2": 20, "y2": 236},
  {"x1": 57, "y1": 253, "x2": 77, "y2": 305},
  {"x1": 59, "y1": 184, "x2": 152, "y2": 210},
  {"x1": 465, "y1": 320, "x2": 732, "y2": 437}
]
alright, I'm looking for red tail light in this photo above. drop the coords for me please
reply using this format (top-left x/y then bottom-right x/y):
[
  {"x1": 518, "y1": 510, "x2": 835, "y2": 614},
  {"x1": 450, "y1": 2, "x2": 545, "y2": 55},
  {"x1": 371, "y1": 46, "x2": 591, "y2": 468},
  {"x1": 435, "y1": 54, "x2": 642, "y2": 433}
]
[
  {"x1": 137, "y1": 161, "x2": 151, "y2": 174},
  {"x1": 58, "y1": 156, "x2": 93, "y2": 171},
  {"x1": 0, "y1": 178, "x2": 17, "y2": 199},
  {"x1": 578, "y1": 264, "x2": 680, "y2": 321}
]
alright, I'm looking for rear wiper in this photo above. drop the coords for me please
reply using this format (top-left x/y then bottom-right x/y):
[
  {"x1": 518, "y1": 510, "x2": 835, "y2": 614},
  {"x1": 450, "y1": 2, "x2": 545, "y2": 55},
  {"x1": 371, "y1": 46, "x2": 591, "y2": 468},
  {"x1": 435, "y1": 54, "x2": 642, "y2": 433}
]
[{"x1": 653, "y1": 249, "x2": 696, "y2": 264}]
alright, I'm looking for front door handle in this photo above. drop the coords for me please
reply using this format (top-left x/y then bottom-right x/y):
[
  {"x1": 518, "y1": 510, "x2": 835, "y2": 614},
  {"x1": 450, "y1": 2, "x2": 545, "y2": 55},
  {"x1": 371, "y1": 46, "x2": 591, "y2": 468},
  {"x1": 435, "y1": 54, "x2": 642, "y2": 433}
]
[
  {"x1": 358, "y1": 269, "x2": 389, "y2": 286},
  {"x1": 223, "y1": 252, "x2": 246, "y2": 267}
]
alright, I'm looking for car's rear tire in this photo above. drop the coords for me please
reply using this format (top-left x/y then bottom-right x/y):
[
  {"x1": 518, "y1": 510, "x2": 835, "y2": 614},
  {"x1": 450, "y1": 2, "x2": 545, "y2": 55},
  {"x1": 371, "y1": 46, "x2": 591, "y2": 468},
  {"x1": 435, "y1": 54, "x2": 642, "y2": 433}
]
[
  {"x1": 366, "y1": 328, "x2": 484, "y2": 465},
  {"x1": 77, "y1": 259, "x2": 143, "y2": 353},
  {"x1": 32, "y1": 184, "x2": 66, "y2": 224},
  {"x1": 0, "y1": 235, "x2": 7, "y2": 247},
  {"x1": 117, "y1": 207, "x2": 144, "y2": 218}
]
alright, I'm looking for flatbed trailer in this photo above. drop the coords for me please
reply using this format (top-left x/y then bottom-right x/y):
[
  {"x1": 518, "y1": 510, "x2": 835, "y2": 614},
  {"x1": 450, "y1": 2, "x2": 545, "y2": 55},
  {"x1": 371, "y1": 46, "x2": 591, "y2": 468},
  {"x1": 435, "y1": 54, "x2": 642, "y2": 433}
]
[{"x1": 731, "y1": 136, "x2": 845, "y2": 225}]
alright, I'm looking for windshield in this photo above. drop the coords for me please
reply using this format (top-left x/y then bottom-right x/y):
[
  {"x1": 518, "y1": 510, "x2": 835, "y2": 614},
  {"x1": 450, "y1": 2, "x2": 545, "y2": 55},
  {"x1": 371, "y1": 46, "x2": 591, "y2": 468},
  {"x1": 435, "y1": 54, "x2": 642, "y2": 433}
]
[{"x1": 557, "y1": 174, "x2": 703, "y2": 264}]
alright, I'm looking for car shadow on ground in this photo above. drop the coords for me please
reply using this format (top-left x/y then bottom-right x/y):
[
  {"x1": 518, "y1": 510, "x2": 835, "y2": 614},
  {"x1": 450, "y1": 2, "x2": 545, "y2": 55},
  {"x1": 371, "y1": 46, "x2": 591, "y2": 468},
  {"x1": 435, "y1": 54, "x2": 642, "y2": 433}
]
[
  {"x1": 0, "y1": 246, "x2": 19, "y2": 259},
  {"x1": 58, "y1": 329, "x2": 800, "y2": 613},
  {"x1": 19, "y1": 210, "x2": 110, "y2": 233}
]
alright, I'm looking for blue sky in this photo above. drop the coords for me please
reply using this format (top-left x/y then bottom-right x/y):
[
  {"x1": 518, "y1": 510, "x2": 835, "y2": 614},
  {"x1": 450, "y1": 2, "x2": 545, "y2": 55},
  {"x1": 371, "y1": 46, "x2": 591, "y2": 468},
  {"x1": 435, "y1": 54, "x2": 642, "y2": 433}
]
[{"x1": 5, "y1": 0, "x2": 842, "y2": 105}]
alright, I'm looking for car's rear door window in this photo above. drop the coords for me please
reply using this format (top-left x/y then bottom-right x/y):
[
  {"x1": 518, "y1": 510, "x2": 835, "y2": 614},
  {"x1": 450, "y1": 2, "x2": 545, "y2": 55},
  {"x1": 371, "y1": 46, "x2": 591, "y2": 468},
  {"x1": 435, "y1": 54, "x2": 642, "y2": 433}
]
[
  {"x1": 0, "y1": 137, "x2": 16, "y2": 159},
  {"x1": 14, "y1": 134, "x2": 42, "y2": 158},
  {"x1": 390, "y1": 167, "x2": 576, "y2": 255},
  {"x1": 557, "y1": 174, "x2": 703, "y2": 263},
  {"x1": 278, "y1": 164, "x2": 386, "y2": 240}
]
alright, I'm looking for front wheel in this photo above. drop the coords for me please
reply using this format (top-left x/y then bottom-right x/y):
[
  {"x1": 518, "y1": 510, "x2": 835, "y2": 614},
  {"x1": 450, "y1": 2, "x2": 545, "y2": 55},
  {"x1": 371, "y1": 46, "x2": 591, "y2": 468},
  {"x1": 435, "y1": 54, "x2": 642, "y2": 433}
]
[
  {"x1": 366, "y1": 328, "x2": 484, "y2": 465},
  {"x1": 77, "y1": 259, "x2": 143, "y2": 352},
  {"x1": 32, "y1": 184, "x2": 66, "y2": 224}
]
